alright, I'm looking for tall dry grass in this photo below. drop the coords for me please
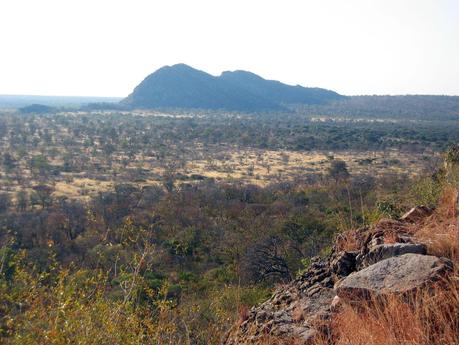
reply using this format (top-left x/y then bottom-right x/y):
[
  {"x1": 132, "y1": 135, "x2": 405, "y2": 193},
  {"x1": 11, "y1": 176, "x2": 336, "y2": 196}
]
[
  {"x1": 415, "y1": 186, "x2": 459, "y2": 265},
  {"x1": 334, "y1": 230, "x2": 360, "y2": 252},
  {"x1": 314, "y1": 277, "x2": 459, "y2": 345},
  {"x1": 313, "y1": 186, "x2": 459, "y2": 345}
]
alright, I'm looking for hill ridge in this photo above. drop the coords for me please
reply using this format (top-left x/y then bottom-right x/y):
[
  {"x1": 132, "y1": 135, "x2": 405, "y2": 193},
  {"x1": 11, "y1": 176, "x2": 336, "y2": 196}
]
[{"x1": 122, "y1": 64, "x2": 344, "y2": 111}]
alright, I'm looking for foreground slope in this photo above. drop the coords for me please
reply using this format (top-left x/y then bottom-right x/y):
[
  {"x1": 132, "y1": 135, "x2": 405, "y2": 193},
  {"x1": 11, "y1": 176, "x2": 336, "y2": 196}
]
[{"x1": 223, "y1": 204, "x2": 458, "y2": 344}]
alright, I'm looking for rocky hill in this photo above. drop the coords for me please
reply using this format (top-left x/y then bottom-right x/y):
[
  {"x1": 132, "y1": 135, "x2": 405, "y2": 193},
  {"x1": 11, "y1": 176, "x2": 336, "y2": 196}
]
[
  {"x1": 222, "y1": 205, "x2": 457, "y2": 344},
  {"x1": 122, "y1": 64, "x2": 344, "y2": 111},
  {"x1": 220, "y1": 70, "x2": 343, "y2": 106}
]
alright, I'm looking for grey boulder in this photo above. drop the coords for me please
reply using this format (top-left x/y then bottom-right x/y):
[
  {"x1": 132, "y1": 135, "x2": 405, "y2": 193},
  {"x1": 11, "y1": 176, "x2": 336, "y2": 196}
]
[
  {"x1": 337, "y1": 253, "x2": 452, "y2": 300},
  {"x1": 357, "y1": 243, "x2": 427, "y2": 268}
]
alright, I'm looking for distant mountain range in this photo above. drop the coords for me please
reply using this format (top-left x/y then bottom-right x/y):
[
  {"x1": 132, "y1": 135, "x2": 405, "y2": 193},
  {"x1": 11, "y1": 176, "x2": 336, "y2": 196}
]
[
  {"x1": 122, "y1": 64, "x2": 344, "y2": 111},
  {"x1": 0, "y1": 95, "x2": 121, "y2": 109}
]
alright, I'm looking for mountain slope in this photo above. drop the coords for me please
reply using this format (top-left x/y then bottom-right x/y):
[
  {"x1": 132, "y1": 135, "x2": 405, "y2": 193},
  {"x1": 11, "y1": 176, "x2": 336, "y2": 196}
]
[
  {"x1": 122, "y1": 64, "x2": 343, "y2": 111},
  {"x1": 123, "y1": 64, "x2": 281, "y2": 111},
  {"x1": 220, "y1": 70, "x2": 344, "y2": 105}
]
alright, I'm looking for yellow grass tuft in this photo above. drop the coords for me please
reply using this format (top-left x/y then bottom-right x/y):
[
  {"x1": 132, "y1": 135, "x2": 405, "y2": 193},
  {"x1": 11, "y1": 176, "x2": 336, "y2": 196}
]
[
  {"x1": 414, "y1": 186, "x2": 459, "y2": 265},
  {"x1": 334, "y1": 230, "x2": 360, "y2": 252}
]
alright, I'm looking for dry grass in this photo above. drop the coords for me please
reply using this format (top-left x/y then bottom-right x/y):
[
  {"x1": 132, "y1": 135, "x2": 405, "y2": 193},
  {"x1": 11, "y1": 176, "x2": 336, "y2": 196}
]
[
  {"x1": 53, "y1": 178, "x2": 113, "y2": 201},
  {"x1": 0, "y1": 147, "x2": 431, "y2": 201},
  {"x1": 314, "y1": 277, "x2": 459, "y2": 345},
  {"x1": 334, "y1": 230, "x2": 361, "y2": 252},
  {"x1": 415, "y1": 187, "x2": 459, "y2": 265},
  {"x1": 383, "y1": 231, "x2": 400, "y2": 244},
  {"x1": 236, "y1": 333, "x2": 301, "y2": 345},
  {"x1": 313, "y1": 186, "x2": 459, "y2": 345},
  {"x1": 179, "y1": 149, "x2": 427, "y2": 187}
]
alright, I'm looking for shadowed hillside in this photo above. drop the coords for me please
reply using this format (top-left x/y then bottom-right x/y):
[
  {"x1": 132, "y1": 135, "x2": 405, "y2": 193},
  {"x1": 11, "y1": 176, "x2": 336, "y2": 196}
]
[
  {"x1": 220, "y1": 70, "x2": 344, "y2": 105},
  {"x1": 122, "y1": 64, "x2": 343, "y2": 111}
]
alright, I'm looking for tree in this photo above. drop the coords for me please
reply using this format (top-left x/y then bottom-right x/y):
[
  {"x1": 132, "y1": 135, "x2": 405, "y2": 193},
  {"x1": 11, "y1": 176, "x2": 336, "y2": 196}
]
[
  {"x1": 31, "y1": 185, "x2": 54, "y2": 209},
  {"x1": 16, "y1": 190, "x2": 28, "y2": 211},
  {"x1": 445, "y1": 144, "x2": 459, "y2": 164},
  {"x1": 2, "y1": 152, "x2": 16, "y2": 172},
  {"x1": 328, "y1": 159, "x2": 350, "y2": 182},
  {"x1": 0, "y1": 193, "x2": 11, "y2": 213},
  {"x1": 444, "y1": 144, "x2": 459, "y2": 174},
  {"x1": 29, "y1": 155, "x2": 50, "y2": 177},
  {"x1": 243, "y1": 236, "x2": 291, "y2": 283}
]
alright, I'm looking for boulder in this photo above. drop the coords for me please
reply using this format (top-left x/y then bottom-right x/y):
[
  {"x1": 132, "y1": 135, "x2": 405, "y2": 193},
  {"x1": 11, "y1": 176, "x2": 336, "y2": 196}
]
[
  {"x1": 356, "y1": 243, "x2": 427, "y2": 268},
  {"x1": 337, "y1": 254, "x2": 452, "y2": 301},
  {"x1": 362, "y1": 219, "x2": 411, "y2": 248},
  {"x1": 330, "y1": 251, "x2": 357, "y2": 277},
  {"x1": 400, "y1": 205, "x2": 433, "y2": 223}
]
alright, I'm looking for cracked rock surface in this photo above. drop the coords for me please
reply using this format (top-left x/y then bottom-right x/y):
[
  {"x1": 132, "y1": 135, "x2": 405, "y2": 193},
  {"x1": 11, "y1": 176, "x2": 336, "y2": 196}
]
[{"x1": 337, "y1": 254, "x2": 452, "y2": 300}]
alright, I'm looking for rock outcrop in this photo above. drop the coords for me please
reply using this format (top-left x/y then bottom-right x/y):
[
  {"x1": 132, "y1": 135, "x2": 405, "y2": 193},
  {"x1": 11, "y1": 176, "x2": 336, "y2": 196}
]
[
  {"x1": 336, "y1": 254, "x2": 452, "y2": 301},
  {"x1": 223, "y1": 208, "x2": 453, "y2": 344},
  {"x1": 223, "y1": 257, "x2": 336, "y2": 344},
  {"x1": 356, "y1": 243, "x2": 427, "y2": 268}
]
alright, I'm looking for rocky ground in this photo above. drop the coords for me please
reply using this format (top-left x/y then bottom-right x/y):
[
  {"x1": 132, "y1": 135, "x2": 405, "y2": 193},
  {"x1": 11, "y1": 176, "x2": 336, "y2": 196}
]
[{"x1": 222, "y1": 206, "x2": 454, "y2": 344}]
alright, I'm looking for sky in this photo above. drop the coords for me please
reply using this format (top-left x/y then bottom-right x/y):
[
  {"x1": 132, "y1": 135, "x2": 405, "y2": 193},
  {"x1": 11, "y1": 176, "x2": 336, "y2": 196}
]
[{"x1": 0, "y1": 0, "x2": 458, "y2": 97}]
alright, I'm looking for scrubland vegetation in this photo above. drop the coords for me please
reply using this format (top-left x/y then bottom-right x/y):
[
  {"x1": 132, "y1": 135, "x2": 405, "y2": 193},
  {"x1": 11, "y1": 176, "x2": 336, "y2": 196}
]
[{"x1": 0, "y1": 108, "x2": 458, "y2": 344}]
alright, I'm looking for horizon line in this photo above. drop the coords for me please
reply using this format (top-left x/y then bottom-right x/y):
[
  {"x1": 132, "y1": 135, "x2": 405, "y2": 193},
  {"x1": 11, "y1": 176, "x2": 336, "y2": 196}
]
[{"x1": 1, "y1": 93, "x2": 459, "y2": 98}]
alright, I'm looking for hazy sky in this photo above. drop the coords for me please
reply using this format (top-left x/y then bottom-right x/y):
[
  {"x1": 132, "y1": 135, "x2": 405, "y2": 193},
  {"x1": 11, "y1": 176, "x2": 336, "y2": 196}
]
[{"x1": 0, "y1": 0, "x2": 458, "y2": 97}]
